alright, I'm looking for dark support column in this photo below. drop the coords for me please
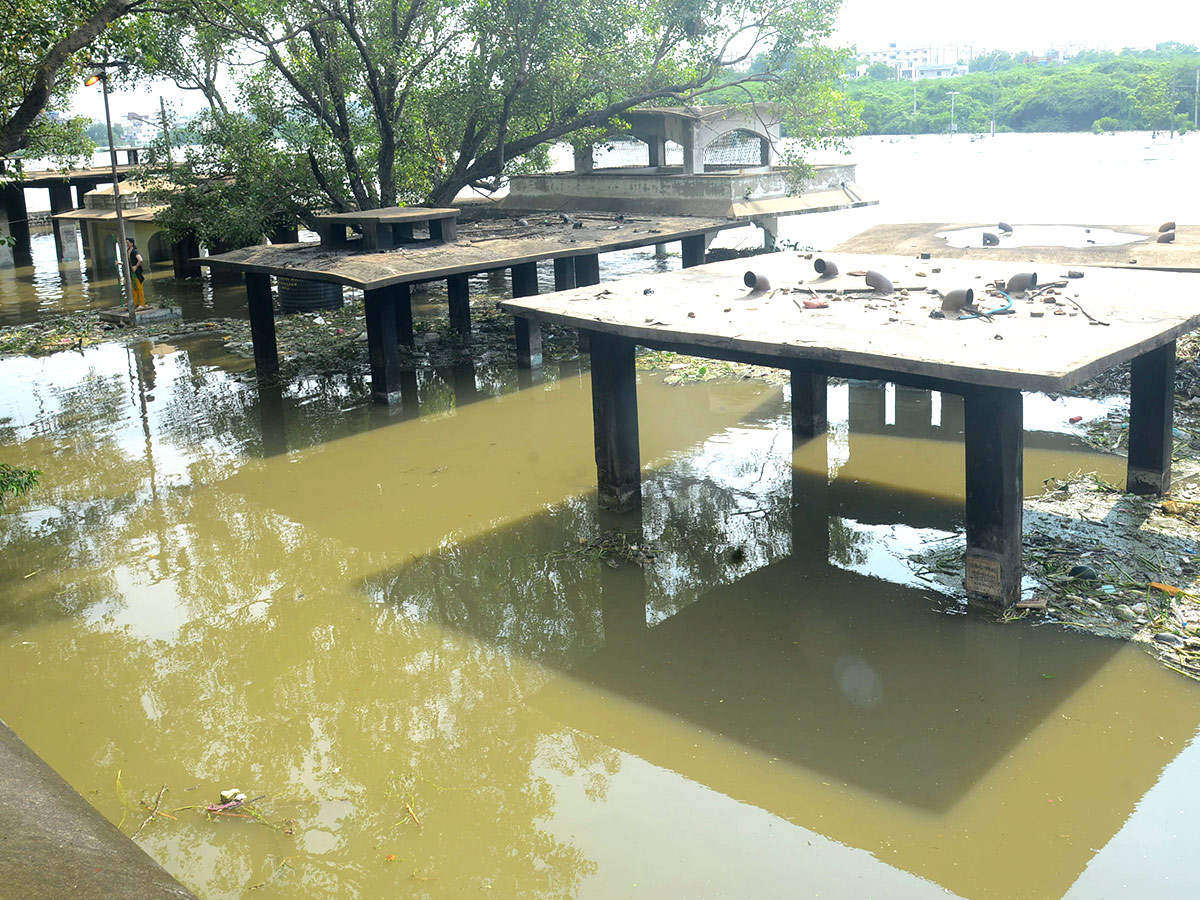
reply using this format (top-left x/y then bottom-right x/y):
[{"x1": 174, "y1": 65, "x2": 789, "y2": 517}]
[
  {"x1": 315, "y1": 223, "x2": 345, "y2": 248},
  {"x1": 392, "y1": 223, "x2": 413, "y2": 243},
  {"x1": 362, "y1": 222, "x2": 392, "y2": 251},
  {"x1": 575, "y1": 253, "x2": 600, "y2": 286},
  {"x1": 647, "y1": 138, "x2": 667, "y2": 168},
  {"x1": 47, "y1": 184, "x2": 72, "y2": 213},
  {"x1": 963, "y1": 386, "x2": 1024, "y2": 609},
  {"x1": 245, "y1": 273, "x2": 279, "y2": 380},
  {"x1": 511, "y1": 261, "x2": 538, "y2": 295},
  {"x1": 171, "y1": 235, "x2": 202, "y2": 279},
  {"x1": 512, "y1": 261, "x2": 541, "y2": 369},
  {"x1": 208, "y1": 244, "x2": 243, "y2": 284},
  {"x1": 1128, "y1": 340, "x2": 1175, "y2": 495},
  {"x1": 575, "y1": 254, "x2": 600, "y2": 354},
  {"x1": 2, "y1": 181, "x2": 31, "y2": 267},
  {"x1": 389, "y1": 282, "x2": 414, "y2": 345},
  {"x1": 681, "y1": 233, "x2": 706, "y2": 268},
  {"x1": 515, "y1": 318, "x2": 542, "y2": 369},
  {"x1": 589, "y1": 330, "x2": 641, "y2": 510},
  {"x1": 553, "y1": 257, "x2": 576, "y2": 291},
  {"x1": 364, "y1": 286, "x2": 403, "y2": 404},
  {"x1": 48, "y1": 184, "x2": 73, "y2": 260},
  {"x1": 447, "y1": 273, "x2": 470, "y2": 335},
  {"x1": 269, "y1": 226, "x2": 299, "y2": 245},
  {"x1": 791, "y1": 370, "x2": 828, "y2": 442},
  {"x1": 430, "y1": 217, "x2": 457, "y2": 242}
]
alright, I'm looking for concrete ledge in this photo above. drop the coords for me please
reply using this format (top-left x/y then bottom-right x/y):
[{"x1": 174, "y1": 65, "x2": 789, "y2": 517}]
[
  {"x1": 98, "y1": 306, "x2": 183, "y2": 326},
  {"x1": 0, "y1": 719, "x2": 199, "y2": 900}
]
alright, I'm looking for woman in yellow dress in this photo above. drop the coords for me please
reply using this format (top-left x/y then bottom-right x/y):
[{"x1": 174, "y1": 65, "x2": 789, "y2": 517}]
[{"x1": 126, "y1": 238, "x2": 146, "y2": 308}]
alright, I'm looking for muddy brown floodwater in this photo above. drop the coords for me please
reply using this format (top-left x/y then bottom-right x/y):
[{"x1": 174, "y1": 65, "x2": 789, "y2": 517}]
[{"x1": 2, "y1": 313, "x2": 1199, "y2": 899}]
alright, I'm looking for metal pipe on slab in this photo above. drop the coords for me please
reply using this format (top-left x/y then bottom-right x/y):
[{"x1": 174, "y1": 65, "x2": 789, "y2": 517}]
[
  {"x1": 1005, "y1": 272, "x2": 1038, "y2": 293},
  {"x1": 941, "y1": 288, "x2": 974, "y2": 312},
  {"x1": 743, "y1": 271, "x2": 771, "y2": 291},
  {"x1": 864, "y1": 270, "x2": 893, "y2": 294}
]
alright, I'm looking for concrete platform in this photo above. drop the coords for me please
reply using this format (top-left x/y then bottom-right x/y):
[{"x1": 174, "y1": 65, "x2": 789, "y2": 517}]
[
  {"x1": 98, "y1": 306, "x2": 183, "y2": 326},
  {"x1": 503, "y1": 253, "x2": 1199, "y2": 607},
  {"x1": 198, "y1": 213, "x2": 739, "y2": 288},
  {"x1": 0, "y1": 719, "x2": 198, "y2": 900},
  {"x1": 834, "y1": 223, "x2": 1199, "y2": 271}
]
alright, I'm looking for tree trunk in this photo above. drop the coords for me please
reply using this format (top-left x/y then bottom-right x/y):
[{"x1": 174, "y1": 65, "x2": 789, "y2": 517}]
[{"x1": 0, "y1": 0, "x2": 136, "y2": 156}]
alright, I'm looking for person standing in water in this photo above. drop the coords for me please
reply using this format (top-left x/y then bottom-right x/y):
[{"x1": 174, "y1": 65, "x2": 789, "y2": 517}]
[{"x1": 126, "y1": 238, "x2": 147, "y2": 309}]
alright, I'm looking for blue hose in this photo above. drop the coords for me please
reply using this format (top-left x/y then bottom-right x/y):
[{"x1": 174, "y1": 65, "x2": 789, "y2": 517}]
[{"x1": 958, "y1": 289, "x2": 1013, "y2": 320}]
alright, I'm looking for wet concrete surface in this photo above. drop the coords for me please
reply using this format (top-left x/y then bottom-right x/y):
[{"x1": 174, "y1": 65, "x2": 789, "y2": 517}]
[{"x1": 0, "y1": 719, "x2": 198, "y2": 900}]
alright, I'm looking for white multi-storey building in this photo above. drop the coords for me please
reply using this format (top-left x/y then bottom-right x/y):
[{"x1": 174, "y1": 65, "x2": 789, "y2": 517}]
[{"x1": 858, "y1": 43, "x2": 972, "y2": 80}]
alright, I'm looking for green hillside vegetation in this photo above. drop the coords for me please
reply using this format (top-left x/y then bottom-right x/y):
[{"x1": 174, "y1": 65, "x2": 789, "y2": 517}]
[{"x1": 845, "y1": 44, "x2": 1200, "y2": 135}]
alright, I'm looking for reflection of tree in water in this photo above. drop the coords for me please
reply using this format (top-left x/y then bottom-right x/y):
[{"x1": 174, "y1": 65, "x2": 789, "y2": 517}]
[
  {"x1": 149, "y1": 342, "x2": 566, "y2": 458},
  {"x1": 1, "y1": 342, "x2": 833, "y2": 898},
  {"x1": 828, "y1": 518, "x2": 869, "y2": 569},
  {"x1": 0, "y1": 368, "x2": 154, "y2": 624},
  {"x1": 5, "y1": 481, "x2": 604, "y2": 899},
  {"x1": 367, "y1": 440, "x2": 805, "y2": 667}
]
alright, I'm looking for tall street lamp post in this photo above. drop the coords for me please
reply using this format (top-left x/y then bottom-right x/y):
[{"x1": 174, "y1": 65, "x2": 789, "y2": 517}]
[{"x1": 84, "y1": 65, "x2": 137, "y2": 319}]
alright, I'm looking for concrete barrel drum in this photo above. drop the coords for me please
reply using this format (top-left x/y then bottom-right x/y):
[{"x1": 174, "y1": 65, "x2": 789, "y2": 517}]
[{"x1": 278, "y1": 277, "x2": 345, "y2": 312}]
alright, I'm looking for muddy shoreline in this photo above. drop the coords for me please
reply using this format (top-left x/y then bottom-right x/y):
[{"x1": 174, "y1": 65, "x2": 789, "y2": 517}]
[{"x1": 4, "y1": 302, "x2": 1200, "y2": 679}]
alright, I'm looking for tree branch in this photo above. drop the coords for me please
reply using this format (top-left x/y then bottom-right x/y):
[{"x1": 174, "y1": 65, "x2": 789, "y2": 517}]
[{"x1": 0, "y1": 0, "x2": 141, "y2": 156}]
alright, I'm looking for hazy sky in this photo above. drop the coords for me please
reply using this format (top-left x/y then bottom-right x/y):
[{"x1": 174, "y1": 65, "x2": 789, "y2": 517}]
[
  {"x1": 834, "y1": 0, "x2": 1200, "y2": 53},
  {"x1": 72, "y1": 1, "x2": 1200, "y2": 123}
]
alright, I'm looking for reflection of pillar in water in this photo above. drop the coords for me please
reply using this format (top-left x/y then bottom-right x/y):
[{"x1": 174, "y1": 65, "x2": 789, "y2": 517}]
[
  {"x1": 517, "y1": 365, "x2": 545, "y2": 390},
  {"x1": 847, "y1": 380, "x2": 887, "y2": 434},
  {"x1": 597, "y1": 506, "x2": 648, "y2": 649},
  {"x1": 258, "y1": 381, "x2": 287, "y2": 457},
  {"x1": 791, "y1": 421, "x2": 830, "y2": 568},
  {"x1": 399, "y1": 369, "x2": 420, "y2": 420},
  {"x1": 135, "y1": 342, "x2": 157, "y2": 393},
  {"x1": 939, "y1": 392, "x2": 965, "y2": 435},
  {"x1": 893, "y1": 385, "x2": 934, "y2": 438},
  {"x1": 451, "y1": 359, "x2": 478, "y2": 407}
]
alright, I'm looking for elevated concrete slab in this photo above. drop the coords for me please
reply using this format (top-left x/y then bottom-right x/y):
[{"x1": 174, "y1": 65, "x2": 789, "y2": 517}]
[{"x1": 835, "y1": 223, "x2": 1200, "y2": 271}]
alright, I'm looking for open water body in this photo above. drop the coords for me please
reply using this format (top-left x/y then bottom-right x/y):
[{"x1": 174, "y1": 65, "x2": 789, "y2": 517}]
[{"x1": 2, "y1": 133, "x2": 1200, "y2": 899}]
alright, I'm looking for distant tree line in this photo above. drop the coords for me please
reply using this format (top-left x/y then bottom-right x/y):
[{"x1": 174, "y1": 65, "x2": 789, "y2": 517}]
[{"x1": 844, "y1": 43, "x2": 1200, "y2": 135}]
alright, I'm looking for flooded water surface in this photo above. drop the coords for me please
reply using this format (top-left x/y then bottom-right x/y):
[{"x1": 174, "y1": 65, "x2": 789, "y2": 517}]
[{"x1": 3, "y1": 132, "x2": 1200, "y2": 899}]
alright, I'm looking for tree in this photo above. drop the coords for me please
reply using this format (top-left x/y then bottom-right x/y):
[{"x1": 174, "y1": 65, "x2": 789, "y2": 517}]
[
  {"x1": 85, "y1": 119, "x2": 134, "y2": 146},
  {"x1": 148, "y1": 111, "x2": 321, "y2": 250},
  {"x1": 151, "y1": 0, "x2": 856, "y2": 218},
  {"x1": 866, "y1": 62, "x2": 894, "y2": 81},
  {"x1": 0, "y1": 0, "x2": 143, "y2": 158},
  {"x1": 1130, "y1": 73, "x2": 1173, "y2": 131}
]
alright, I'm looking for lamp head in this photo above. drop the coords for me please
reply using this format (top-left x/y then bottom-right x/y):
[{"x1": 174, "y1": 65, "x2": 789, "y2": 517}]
[{"x1": 84, "y1": 73, "x2": 103, "y2": 87}]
